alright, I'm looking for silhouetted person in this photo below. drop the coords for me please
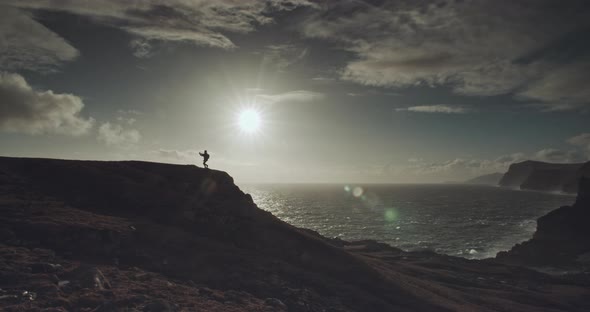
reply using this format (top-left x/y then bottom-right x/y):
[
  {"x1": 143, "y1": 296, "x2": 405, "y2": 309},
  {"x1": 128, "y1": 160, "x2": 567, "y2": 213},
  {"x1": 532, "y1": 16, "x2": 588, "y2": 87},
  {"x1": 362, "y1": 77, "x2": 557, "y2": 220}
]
[{"x1": 199, "y1": 150, "x2": 210, "y2": 168}]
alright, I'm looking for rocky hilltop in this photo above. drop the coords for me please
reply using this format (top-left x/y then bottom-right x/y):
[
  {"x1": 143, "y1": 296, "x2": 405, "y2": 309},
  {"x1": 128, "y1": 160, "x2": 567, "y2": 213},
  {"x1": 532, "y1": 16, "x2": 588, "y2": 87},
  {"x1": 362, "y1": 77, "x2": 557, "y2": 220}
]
[
  {"x1": 499, "y1": 160, "x2": 589, "y2": 193},
  {"x1": 2, "y1": 157, "x2": 590, "y2": 311},
  {"x1": 497, "y1": 177, "x2": 590, "y2": 267}
]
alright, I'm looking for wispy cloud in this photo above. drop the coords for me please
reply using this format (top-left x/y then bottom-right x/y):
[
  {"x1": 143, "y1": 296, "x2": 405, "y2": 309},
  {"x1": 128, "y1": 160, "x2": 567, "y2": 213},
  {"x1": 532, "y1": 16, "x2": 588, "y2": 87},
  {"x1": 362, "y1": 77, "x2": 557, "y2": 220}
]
[
  {"x1": 154, "y1": 149, "x2": 199, "y2": 161},
  {"x1": 533, "y1": 148, "x2": 587, "y2": 163},
  {"x1": 384, "y1": 154, "x2": 523, "y2": 182},
  {"x1": 568, "y1": 133, "x2": 590, "y2": 150},
  {"x1": 518, "y1": 59, "x2": 590, "y2": 111},
  {"x1": 396, "y1": 105, "x2": 467, "y2": 114},
  {"x1": 262, "y1": 44, "x2": 308, "y2": 71},
  {"x1": 0, "y1": 7, "x2": 79, "y2": 71},
  {"x1": 255, "y1": 90, "x2": 324, "y2": 104},
  {"x1": 6, "y1": 1, "x2": 318, "y2": 54},
  {"x1": 97, "y1": 122, "x2": 141, "y2": 146}
]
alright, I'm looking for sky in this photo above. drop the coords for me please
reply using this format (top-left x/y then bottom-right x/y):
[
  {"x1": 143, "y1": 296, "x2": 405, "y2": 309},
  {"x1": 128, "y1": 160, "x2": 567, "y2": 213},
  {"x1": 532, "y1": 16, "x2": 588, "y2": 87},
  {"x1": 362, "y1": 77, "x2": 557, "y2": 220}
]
[{"x1": 1, "y1": 0, "x2": 590, "y2": 183}]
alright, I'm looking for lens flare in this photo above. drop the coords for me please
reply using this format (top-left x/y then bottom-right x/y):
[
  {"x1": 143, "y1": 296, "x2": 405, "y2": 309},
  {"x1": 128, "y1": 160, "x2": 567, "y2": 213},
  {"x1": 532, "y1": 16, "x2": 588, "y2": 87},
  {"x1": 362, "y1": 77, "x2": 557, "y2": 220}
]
[
  {"x1": 384, "y1": 208, "x2": 398, "y2": 222},
  {"x1": 352, "y1": 186, "x2": 364, "y2": 197}
]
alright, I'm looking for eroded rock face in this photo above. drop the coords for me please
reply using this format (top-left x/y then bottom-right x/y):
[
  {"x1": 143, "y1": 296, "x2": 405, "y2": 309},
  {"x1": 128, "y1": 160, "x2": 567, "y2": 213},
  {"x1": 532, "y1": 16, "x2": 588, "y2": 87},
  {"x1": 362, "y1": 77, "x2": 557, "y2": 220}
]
[
  {"x1": 496, "y1": 177, "x2": 590, "y2": 266},
  {"x1": 499, "y1": 160, "x2": 588, "y2": 193}
]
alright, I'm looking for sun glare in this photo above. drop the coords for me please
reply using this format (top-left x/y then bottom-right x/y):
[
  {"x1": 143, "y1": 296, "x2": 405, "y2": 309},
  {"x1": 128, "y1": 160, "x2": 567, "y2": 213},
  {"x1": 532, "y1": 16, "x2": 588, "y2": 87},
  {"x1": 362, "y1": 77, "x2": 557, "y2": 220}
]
[{"x1": 238, "y1": 109, "x2": 261, "y2": 133}]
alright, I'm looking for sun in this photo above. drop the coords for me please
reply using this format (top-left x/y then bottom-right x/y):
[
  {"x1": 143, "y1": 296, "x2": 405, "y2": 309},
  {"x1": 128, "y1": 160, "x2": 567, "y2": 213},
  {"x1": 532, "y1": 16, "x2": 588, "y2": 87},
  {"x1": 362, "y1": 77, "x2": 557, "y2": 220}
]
[{"x1": 238, "y1": 109, "x2": 261, "y2": 133}]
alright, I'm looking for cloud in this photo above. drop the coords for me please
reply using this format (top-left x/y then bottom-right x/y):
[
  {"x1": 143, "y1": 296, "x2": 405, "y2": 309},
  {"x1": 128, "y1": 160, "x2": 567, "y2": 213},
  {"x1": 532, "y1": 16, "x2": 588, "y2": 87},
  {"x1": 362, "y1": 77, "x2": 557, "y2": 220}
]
[
  {"x1": 383, "y1": 135, "x2": 590, "y2": 182},
  {"x1": 129, "y1": 39, "x2": 153, "y2": 58},
  {"x1": 154, "y1": 149, "x2": 199, "y2": 161},
  {"x1": 299, "y1": 1, "x2": 590, "y2": 109},
  {"x1": 386, "y1": 157, "x2": 510, "y2": 182},
  {"x1": 518, "y1": 59, "x2": 590, "y2": 111},
  {"x1": 384, "y1": 152, "x2": 536, "y2": 182},
  {"x1": 124, "y1": 26, "x2": 236, "y2": 50},
  {"x1": 97, "y1": 122, "x2": 141, "y2": 146},
  {"x1": 256, "y1": 90, "x2": 324, "y2": 104},
  {"x1": 567, "y1": 133, "x2": 590, "y2": 150},
  {"x1": 0, "y1": 7, "x2": 79, "y2": 71},
  {"x1": 0, "y1": 72, "x2": 93, "y2": 135},
  {"x1": 262, "y1": 44, "x2": 308, "y2": 71},
  {"x1": 397, "y1": 105, "x2": 466, "y2": 114},
  {"x1": 7, "y1": 1, "x2": 317, "y2": 53},
  {"x1": 494, "y1": 153, "x2": 527, "y2": 165},
  {"x1": 311, "y1": 77, "x2": 335, "y2": 82},
  {"x1": 533, "y1": 148, "x2": 587, "y2": 163}
]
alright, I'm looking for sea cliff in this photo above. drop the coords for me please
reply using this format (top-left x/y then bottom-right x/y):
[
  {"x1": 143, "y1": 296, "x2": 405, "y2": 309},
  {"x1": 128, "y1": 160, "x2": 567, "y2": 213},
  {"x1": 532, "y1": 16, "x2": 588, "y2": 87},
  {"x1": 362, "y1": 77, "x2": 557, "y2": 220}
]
[
  {"x1": 496, "y1": 177, "x2": 590, "y2": 266},
  {"x1": 1, "y1": 157, "x2": 590, "y2": 311},
  {"x1": 499, "y1": 160, "x2": 589, "y2": 193}
]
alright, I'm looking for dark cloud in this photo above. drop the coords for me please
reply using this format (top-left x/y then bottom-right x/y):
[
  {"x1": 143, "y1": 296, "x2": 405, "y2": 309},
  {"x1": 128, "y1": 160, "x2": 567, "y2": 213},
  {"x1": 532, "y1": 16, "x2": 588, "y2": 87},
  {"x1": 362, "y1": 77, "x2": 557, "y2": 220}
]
[
  {"x1": 7, "y1": 0, "x2": 317, "y2": 51},
  {"x1": 0, "y1": 72, "x2": 93, "y2": 135},
  {"x1": 299, "y1": 0, "x2": 590, "y2": 110},
  {"x1": 0, "y1": 7, "x2": 78, "y2": 71}
]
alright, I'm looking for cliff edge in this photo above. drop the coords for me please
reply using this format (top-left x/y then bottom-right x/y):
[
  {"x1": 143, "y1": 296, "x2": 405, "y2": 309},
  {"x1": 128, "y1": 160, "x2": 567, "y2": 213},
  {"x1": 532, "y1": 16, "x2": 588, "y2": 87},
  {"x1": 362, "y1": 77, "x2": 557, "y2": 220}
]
[
  {"x1": 499, "y1": 160, "x2": 589, "y2": 193},
  {"x1": 1, "y1": 157, "x2": 590, "y2": 311}
]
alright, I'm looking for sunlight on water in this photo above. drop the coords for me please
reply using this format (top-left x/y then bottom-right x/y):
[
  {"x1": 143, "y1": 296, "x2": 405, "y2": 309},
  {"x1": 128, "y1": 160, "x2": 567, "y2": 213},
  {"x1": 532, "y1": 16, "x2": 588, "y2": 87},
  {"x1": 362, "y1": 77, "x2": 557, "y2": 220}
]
[{"x1": 242, "y1": 184, "x2": 574, "y2": 259}]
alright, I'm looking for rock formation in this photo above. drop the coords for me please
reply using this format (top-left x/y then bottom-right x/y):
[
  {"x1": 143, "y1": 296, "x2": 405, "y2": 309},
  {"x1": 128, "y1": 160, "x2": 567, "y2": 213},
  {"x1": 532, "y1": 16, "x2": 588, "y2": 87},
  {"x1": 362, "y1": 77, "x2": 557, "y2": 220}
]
[
  {"x1": 499, "y1": 160, "x2": 589, "y2": 193},
  {"x1": 1, "y1": 157, "x2": 590, "y2": 311},
  {"x1": 496, "y1": 177, "x2": 590, "y2": 266}
]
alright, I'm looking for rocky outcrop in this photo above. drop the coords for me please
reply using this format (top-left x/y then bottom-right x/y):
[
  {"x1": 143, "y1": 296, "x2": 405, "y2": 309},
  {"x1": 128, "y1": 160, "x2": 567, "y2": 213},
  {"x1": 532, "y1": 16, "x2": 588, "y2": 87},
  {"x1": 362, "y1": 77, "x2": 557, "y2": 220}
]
[
  {"x1": 496, "y1": 177, "x2": 590, "y2": 266},
  {"x1": 465, "y1": 172, "x2": 504, "y2": 185},
  {"x1": 2, "y1": 157, "x2": 590, "y2": 311},
  {"x1": 499, "y1": 160, "x2": 589, "y2": 193}
]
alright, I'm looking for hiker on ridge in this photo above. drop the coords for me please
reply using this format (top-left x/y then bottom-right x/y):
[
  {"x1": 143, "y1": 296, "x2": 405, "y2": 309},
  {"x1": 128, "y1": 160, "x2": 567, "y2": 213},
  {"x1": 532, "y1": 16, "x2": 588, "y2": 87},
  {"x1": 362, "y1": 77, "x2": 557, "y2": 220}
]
[{"x1": 199, "y1": 150, "x2": 210, "y2": 168}]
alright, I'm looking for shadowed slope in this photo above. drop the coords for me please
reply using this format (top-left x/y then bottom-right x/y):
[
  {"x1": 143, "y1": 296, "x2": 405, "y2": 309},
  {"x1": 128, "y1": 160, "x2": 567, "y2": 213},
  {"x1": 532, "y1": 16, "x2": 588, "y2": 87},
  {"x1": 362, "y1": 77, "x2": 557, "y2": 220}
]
[{"x1": 1, "y1": 157, "x2": 590, "y2": 311}]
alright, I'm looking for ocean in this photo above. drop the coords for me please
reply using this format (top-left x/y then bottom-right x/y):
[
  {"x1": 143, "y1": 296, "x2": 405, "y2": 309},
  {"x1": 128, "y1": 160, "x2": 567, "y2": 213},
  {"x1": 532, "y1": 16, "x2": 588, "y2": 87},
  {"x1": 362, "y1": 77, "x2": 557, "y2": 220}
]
[{"x1": 241, "y1": 184, "x2": 575, "y2": 259}]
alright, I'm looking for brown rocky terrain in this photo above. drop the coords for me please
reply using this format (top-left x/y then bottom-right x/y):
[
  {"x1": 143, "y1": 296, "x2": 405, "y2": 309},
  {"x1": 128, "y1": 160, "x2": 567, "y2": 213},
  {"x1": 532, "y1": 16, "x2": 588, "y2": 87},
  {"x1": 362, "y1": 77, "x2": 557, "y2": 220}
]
[{"x1": 1, "y1": 157, "x2": 590, "y2": 311}]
